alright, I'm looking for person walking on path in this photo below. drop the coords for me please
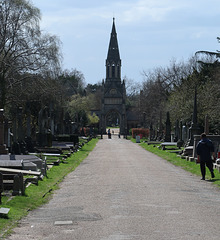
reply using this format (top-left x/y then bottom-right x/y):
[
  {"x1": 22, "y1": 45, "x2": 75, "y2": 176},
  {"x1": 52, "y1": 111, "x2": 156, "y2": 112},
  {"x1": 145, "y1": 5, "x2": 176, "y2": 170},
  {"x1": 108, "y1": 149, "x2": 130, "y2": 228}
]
[{"x1": 196, "y1": 133, "x2": 216, "y2": 180}]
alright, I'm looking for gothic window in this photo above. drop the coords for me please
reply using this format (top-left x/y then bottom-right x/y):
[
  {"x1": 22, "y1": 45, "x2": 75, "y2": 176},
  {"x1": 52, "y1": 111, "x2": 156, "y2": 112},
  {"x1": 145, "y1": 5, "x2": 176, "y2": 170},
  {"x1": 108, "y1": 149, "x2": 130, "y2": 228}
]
[
  {"x1": 107, "y1": 65, "x2": 110, "y2": 78},
  {"x1": 112, "y1": 63, "x2": 115, "y2": 78},
  {"x1": 117, "y1": 65, "x2": 120, "y2": 78}
]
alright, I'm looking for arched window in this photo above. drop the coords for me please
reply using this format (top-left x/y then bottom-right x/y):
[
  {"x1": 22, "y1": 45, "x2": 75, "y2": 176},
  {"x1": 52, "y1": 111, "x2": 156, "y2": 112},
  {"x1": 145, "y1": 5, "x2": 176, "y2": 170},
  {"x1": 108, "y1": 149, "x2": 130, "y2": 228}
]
[
  {"x1": 107, "y1": 65, "x2": 110, "y2": 78},
  {"x1": 117, "y1": 64, "x2": 120, "y2": 78},
  {"x1": 112, "y1": 63, "x2": 115, "y2": 78}
]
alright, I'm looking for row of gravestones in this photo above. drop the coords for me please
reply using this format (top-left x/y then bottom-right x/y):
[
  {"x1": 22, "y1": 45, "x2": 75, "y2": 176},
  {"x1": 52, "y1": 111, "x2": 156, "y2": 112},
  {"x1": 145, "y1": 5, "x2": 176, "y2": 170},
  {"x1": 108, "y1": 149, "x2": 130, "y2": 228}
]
[
  {"x1": 148, "y1": 90, "x2": 214, "y2": 147},
  {"x1": 0, "y1": 172, "x2": 25, "y2": 200},
  {"x1": 148, "y1": 111, "x2": 207, "y2": 148},
  {"x1": 0, "y1": 136, "x2": 92, "y2": 206},
  {"x1": 0, "y1": 108, "x2": 82, "y2": 155}
]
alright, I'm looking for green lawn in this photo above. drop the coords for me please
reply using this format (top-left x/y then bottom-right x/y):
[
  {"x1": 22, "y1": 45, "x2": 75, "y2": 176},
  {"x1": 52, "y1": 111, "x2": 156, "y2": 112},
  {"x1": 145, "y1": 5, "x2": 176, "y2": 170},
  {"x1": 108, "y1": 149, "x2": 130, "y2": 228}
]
[{"x1": 0, "y1": 138, "x2": 98, "y2": 238}]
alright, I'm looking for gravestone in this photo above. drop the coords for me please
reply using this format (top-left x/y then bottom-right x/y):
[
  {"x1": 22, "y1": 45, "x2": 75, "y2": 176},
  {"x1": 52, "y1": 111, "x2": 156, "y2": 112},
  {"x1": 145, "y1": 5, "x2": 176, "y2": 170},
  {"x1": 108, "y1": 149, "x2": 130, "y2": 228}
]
[
  {"x1": 0, "y1": 207, "x2": 10, "y2": 216},
  {"x1": 174, "y1": 120, "x2": 180, "y2": 142},
  {"x1": 0, "y1": 109, "x2": 8, "y2": 154},
  {"x1": 17, "y1": 107, "x2": 23, "y2": 142},
  {"x1": 38, "y1": 107, "x2": 50, "y2": 147},
  {"x1": 177, "y1": 120, "x2": 184, "y2": 148},
  {"x1": 0, "y1": 172, "x2": 3, "y2": 204},
  {"x1": 136, "y1": 135, "x2": 140, "y2": 143},
  {"x1": 157, "y1": 111, "x2": 163, "y2": 140},
  {"x1": 0, "y1": 155, "x2": 44, "y2": 172},
  {"x1": 149, "y1": 123, "x2": 154, "y2": 141},
  {"x1": 187, "y1": 88, "x2": 200, "y2": 146},
  {"x1": 12, "y1": 174, "x2": 20, "y2": 196},
  {"x1": 164, "y1": 112, "x2": 171, "y2": 142}
]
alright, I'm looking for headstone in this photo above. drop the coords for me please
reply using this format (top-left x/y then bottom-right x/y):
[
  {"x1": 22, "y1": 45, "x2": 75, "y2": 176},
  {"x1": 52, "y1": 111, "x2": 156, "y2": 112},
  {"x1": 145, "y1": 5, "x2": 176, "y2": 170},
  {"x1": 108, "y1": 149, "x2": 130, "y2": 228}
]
[
  {"x1": 38, "y1": 107, "x2": 49, "y2": 147},
  {"x1": 177, "y1": 121, "x2": 184, "y2": 148},
  {"x1": 12, "y1": 174, "x2": 20, "y2": 196},
  {"x1": 26, "y1": 103, "x2": 31, "y2": 138},
  {"x1": 182, "y1": 123, "x2": 187, "y2": 143},
  {"x1": 71, "y1": 134, "x2": 79, "y2": 146},
  {"x1": 174, "y1": 120, "x2": 180, "y2": 142},
  {"x1": 18, "y1": 173, "x2": 25, "y2": 195},
  {"x1": 11, "y1": 142, "x2": 21, "y2": 155},
  {"x1": 187, "y1": 88, "x2": 200, "y2": 146},
  {"x1": 0, "y1": 207, "x2": 10, "y2": 216},
  {"x1": 164, "y1": 112, "x2": 171, "y2": 142},
  {"x1": 149, "y1": 123, "x2": 153, "y2": 141},
  {"x1": 157, "y1": 111, "x2": 163, "y2": 140},
  {"x1": 136, "y1": 135, "x2": 140, "y2": 143},
  {"x1": 0, "y1": 109, "x2": 8, "y2": 154},
  {"x1": 0, "y1": 173, "x2": 3, "y2": 204},
  {"x1": 25, "y1": 136, "x2": 35, "y2": 152},
  {"x1": 17, "y1": 107, "x2": 23, "y2": 142}
]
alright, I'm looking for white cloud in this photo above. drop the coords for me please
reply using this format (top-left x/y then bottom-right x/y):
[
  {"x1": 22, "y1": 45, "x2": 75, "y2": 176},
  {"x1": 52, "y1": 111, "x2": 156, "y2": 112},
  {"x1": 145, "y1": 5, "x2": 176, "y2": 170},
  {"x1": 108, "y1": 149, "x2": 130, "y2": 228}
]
[{"x1": 31, "y1": 0, "x2": 220, "y2": 83}]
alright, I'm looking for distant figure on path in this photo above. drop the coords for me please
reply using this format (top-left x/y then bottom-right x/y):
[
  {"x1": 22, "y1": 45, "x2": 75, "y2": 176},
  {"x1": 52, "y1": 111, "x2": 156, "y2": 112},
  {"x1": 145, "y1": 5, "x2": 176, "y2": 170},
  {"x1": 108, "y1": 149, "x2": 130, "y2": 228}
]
[
  {"x1": 108, "y1": 129, "x2": 111, "y2": 139},
  {"x1": 196, "y1": 133, "x2": 216, "y2": 180}
]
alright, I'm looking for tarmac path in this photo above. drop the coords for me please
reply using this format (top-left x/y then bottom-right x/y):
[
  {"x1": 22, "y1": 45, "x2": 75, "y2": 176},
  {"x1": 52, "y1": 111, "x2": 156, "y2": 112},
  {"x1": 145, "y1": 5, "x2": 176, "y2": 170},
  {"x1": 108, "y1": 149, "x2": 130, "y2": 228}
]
[{"x1": 6, "y1": 135, "x2": 220, "y2": 240}]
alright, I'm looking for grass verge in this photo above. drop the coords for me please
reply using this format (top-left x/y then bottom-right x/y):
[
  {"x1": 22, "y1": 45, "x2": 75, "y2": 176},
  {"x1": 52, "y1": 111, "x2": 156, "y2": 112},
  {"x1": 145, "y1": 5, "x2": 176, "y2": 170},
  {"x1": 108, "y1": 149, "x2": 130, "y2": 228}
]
[
  {"x1": 132, "y1": 138, "x2": 220, "y2": 188},
  {"x1": 0, "y1": 138, "x2": 98, "y2": 238}
]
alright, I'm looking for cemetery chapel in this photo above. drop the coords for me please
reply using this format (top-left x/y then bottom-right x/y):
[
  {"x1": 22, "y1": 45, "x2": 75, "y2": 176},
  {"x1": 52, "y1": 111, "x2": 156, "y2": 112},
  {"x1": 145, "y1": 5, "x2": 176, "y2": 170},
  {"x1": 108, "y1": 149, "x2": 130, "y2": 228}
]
[{"x1": 98, "y1": 18, "x2": 139, "y2": 134}]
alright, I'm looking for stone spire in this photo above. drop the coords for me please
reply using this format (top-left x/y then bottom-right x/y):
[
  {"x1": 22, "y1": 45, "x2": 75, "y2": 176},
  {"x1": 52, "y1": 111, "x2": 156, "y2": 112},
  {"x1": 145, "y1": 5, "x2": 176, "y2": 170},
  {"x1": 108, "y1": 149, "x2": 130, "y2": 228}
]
[
  {"x1": 106, "y1": 18, "x2": 121, "y2": 80},
  {"x1": 107, "y1": 18, "x2": 120, "y2": 61}
]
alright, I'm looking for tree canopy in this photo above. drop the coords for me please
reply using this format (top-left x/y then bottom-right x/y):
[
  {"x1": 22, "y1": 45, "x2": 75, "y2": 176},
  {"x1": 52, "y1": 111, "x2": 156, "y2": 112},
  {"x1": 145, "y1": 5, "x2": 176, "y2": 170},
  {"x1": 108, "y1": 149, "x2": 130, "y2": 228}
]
[{"x1": 0, "y1": 0, "x2": 62, "y2": 109}]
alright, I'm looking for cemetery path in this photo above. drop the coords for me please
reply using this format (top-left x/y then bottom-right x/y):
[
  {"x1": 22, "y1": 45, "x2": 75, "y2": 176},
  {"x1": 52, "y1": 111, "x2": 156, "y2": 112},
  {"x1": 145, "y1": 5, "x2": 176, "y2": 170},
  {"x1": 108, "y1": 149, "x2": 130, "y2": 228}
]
[{"x1": 6, "y1": 135, "x2": 220, "y2": 240}]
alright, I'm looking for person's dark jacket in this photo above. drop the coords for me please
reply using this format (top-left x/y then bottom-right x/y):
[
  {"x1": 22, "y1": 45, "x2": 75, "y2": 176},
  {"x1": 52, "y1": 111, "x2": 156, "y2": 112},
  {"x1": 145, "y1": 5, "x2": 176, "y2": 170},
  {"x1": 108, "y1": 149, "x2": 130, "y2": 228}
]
[{"x1": 196, "y1": 138, "x2": 214, "y2": 162}]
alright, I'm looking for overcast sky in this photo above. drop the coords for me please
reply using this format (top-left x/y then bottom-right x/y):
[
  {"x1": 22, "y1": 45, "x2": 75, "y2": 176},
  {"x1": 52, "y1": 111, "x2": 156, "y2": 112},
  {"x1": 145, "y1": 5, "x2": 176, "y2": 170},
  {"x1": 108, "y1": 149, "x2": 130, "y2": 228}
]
[{"x1": 31, "y1": 0, "x2": 220, "y2": 85}]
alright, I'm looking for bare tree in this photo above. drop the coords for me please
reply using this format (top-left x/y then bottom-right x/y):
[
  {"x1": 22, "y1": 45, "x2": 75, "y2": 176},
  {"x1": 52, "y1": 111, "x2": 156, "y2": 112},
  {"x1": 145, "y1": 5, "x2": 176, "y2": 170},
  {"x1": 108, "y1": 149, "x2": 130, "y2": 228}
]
[
  {"x1": 58, "y1": 69, "x2": 86, "y2": 97},
  {"x1": 0, "y1": 0, "x2": 62, "y2": 108}
]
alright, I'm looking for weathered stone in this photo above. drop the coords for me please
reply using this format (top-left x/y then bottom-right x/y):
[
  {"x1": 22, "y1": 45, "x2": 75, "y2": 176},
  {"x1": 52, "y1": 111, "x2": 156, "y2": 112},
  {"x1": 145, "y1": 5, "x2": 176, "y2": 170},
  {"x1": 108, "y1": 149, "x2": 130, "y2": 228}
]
[
  {"x1": 12, "y1": 174, "x2": 20, "y2": 196},
  {"x1": 164, "y1": 112, "x2": 171, "y2": 142},
  {"x1": 0, "y1": 173, "x2": 3, "y2": 204},
  {"x1": 0, "y1": 207, "x2": 10, "y2": 216},
  {"x1": 0, "y1": 109, "x2": 8, "y2": 154}
]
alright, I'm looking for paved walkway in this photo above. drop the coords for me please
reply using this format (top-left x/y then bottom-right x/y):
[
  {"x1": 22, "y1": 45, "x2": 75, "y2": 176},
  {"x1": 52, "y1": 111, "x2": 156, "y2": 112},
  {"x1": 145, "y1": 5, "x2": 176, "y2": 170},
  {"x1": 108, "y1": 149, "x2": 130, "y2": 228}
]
[{"x1": 6, "y1": 135, "x2": 220, "y2": 240}]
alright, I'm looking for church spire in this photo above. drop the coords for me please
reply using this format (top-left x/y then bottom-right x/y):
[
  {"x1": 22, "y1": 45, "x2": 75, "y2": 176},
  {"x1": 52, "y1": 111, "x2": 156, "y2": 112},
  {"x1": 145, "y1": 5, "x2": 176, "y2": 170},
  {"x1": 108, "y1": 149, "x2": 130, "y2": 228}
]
[
  {"x1": 106, "y1": 18, "x2": 121, "y2": 80},
  {"x1": 107, "y1": 18, "x2": 120, "y2": 61}
]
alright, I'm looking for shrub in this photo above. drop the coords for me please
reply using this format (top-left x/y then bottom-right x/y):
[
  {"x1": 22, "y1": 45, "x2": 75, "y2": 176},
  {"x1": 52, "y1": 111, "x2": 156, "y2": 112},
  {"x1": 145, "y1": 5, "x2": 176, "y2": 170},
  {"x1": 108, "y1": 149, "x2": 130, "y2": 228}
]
[{"x1": 132, "y1": 128, "x2": 149, "y2": 139}]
